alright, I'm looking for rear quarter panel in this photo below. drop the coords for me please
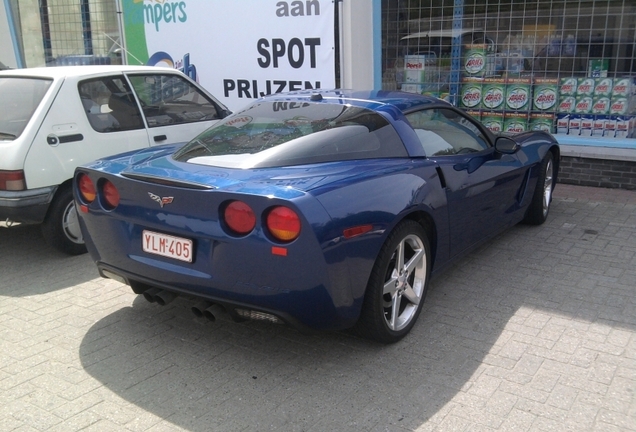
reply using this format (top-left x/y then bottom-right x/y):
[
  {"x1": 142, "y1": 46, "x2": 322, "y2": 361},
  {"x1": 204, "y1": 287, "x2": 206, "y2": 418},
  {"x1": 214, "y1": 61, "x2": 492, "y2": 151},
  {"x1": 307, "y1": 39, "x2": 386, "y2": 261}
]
[{"x1": 311, "y1": 159, "x2": 448, "y2": 303}]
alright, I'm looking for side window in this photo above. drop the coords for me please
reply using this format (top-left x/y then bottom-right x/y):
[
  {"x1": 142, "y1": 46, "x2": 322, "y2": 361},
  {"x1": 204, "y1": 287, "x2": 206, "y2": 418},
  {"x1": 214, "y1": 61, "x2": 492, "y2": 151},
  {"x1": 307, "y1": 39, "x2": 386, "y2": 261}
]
[
  {"x1": 78, "y1": 77, "x2": 144, "y2": 133},
  {"x1": 127, "y1": 74, "x2": 221, "y2": 128},
  {"x1": 406, "y1": 108, "x2": 489, "y2": 156}
]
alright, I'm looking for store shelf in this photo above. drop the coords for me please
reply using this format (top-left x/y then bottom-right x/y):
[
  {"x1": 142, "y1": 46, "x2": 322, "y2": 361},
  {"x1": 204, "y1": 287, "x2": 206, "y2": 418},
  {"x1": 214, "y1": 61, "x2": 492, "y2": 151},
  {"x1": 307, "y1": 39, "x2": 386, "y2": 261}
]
[{"x1": 557, "y1": 138, "x2": 636, "y2": 162}]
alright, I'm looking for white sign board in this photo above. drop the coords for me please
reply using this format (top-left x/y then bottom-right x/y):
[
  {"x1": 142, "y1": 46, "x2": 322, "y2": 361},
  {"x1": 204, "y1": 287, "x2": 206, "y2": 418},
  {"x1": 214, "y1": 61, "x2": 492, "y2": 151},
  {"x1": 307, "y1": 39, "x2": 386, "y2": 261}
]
[{"x1": 121, "y1": 0, "x2": 336, "y2": 111}]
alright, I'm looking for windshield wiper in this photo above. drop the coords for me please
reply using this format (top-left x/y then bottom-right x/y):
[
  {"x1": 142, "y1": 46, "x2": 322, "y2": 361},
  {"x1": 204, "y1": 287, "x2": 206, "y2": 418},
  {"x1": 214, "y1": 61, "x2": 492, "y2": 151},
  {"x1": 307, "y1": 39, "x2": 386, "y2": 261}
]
[{"x1": 0, "y1": 132, "x2": 17, "y2": 140}]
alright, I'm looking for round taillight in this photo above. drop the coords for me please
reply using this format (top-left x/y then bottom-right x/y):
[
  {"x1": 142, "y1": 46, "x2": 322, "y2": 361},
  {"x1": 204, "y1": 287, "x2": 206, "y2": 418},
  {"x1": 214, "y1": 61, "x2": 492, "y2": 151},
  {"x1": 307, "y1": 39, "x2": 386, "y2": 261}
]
[
  {"x1": 266, "y1": 206, "x2": 301, "y2": 242},
  {"x1": 78, "y1": 173, "x2": 96, "y2": 203},
  {"x1": 102, "y1": 180, "x2": 120, "y2": 209},
  {"x1": 224, "y1": 200, "x2": 256, "y2": 235}
]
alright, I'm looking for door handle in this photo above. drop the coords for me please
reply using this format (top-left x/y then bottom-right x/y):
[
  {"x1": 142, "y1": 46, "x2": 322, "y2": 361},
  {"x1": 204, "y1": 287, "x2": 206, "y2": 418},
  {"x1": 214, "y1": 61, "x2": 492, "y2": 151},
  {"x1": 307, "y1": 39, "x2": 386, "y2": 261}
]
[
  {"x1": 154, "y1": 135, "x2": 167, "y2": 142},
  {"x1": 47, "y1": 133, "x2": 84, "y2": 145}
]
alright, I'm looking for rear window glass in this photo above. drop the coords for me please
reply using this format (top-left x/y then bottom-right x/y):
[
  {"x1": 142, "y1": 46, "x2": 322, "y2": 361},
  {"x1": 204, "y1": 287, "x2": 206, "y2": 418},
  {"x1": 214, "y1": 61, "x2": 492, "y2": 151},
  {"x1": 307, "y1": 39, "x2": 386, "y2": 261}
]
[
  {"x1": 0, "y1": 77, "x2": 52, "y2": 140},
  {"x1": 173, "y1": 101, "x2": 406, "y2": 168}
]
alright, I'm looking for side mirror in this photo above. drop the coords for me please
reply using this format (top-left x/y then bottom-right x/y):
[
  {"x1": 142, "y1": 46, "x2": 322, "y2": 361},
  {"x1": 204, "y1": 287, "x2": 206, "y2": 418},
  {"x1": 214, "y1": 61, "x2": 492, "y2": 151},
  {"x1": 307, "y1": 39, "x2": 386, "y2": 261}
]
[{"x1": 495, "y1": 136, "x2": 520, "y2": 154}]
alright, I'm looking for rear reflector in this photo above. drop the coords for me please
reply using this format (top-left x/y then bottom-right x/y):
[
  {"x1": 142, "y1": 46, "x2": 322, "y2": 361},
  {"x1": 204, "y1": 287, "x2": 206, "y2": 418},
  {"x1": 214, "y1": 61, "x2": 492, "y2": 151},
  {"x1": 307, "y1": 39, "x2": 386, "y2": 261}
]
[
  {"x1": 343, "y1": 224, "x2": 373, "y2": 239},
  {"x1": 271, "y1": 246, "x2": 287, "y2": 256}
]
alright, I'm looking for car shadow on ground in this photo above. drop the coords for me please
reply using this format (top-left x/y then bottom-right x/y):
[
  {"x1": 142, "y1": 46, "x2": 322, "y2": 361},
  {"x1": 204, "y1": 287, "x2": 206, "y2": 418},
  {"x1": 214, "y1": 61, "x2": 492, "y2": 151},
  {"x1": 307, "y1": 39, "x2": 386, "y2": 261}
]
[
  {"x1": 0, "y1": 224, "x2": 97, "y2": 296},
  {"x1": 75, "y1": 190, "x2": 636, "y2": 430}
]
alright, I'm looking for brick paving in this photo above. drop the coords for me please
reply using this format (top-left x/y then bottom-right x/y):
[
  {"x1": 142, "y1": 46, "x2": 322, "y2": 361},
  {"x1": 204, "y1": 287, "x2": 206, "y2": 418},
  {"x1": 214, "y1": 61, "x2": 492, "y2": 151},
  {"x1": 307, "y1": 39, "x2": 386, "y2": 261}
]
[{"x1": 0, "y1": 183, "x2": 634, "y2": 431}]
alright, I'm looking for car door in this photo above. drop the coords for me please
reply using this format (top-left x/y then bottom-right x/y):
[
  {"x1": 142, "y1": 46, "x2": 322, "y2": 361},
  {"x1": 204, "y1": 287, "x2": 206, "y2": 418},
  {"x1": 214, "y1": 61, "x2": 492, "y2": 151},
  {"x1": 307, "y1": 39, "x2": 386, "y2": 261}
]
[
  {"x1": 124, "y1": 72, "x2": 228, "y2": 145},
  {"x1": 406, "y1": 107, "x2": 528, "y2": 258}
]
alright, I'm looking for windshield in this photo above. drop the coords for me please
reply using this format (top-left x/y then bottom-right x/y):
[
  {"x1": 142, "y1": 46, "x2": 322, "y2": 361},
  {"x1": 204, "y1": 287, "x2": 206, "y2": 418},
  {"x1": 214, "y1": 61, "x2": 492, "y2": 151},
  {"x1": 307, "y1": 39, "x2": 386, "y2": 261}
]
[
  {"x1": 0, "y1": 77, "x2": 53, "y2": 140},
  {"x1": 173, "y1": 101, "x2": 407, "y2": 168}
]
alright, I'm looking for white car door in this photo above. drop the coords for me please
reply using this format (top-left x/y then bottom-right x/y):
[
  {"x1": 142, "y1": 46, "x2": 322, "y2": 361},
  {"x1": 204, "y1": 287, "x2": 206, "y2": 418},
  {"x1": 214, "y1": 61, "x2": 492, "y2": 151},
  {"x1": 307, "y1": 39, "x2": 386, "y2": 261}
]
[
  {"x1": 25, "y1": 74, "x2": 152, "y2": 189},
  {"x1": 124, "y1": 72, "x2": 228, "y2": 146}
]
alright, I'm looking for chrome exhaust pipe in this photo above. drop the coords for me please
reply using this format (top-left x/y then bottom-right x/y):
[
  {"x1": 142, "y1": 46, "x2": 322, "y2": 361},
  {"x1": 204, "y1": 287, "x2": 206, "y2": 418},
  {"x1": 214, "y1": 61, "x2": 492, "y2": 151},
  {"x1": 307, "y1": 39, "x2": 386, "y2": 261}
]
[
  {"x1": 191, "y1": 301, "x2": 212, "y2": 318},
  {"x1": 154, "y1": 290, "x2": 177, "y2": 306},
  {"x1": 203, "y1": 304, "x2": 225, "y2": 322},
  {"x1": 142, "y1": 287, "x2": 161, "y2": 303}
]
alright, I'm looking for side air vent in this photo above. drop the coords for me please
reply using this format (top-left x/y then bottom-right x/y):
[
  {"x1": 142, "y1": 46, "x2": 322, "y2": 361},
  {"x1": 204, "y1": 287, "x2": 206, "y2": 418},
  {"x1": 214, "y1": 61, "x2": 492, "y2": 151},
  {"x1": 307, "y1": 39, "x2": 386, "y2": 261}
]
[{"x1": 121, "y1": 173, "x2": 216, "y2": 190}]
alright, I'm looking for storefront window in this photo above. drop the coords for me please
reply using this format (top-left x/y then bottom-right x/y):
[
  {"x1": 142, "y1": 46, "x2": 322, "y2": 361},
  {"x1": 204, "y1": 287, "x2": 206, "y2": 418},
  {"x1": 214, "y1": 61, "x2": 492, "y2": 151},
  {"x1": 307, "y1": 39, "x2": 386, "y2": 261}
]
[{"x1": 382, "y1": 0, "x2": 636, "y2": 139}]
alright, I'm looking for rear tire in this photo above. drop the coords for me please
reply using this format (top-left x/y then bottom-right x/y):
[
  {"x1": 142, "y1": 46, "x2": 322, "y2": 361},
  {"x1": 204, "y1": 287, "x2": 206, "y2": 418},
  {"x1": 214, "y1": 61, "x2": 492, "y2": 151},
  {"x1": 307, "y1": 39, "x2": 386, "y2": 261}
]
[
  {"x1": 523, "y1": 152, "x2": 555, "y2": 225},
  {"x1": 41, "y1": 186, "x2": 87, "y2": 255},
  {"x1": 353, "y1": 220, "x2": 431, "y2": 343}
]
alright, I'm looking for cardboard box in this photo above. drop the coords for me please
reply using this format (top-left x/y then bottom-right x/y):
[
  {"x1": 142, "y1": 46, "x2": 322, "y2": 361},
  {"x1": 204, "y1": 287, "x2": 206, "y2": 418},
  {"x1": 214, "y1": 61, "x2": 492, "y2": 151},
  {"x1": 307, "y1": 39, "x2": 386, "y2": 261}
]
[
  {"x1": 580, "y1": 115, "x2": 593, "y2": 136},
  {"x1": 594, "y1": 78, "x2": 613, "y2": 98},
  {"x1": 503, "y1": 112, "x2": 528, "y2": 133},
  {"x1": 482, "y1": 78, "x2": 506, "y2": 110},
  {"x1": 612, "y1": 77, "x2": 635, "y2": 97},
  {"x1": 460, "y1": 78, "x2": 483, "y2": 109},
  {"x1": 604, "y1": 117, "x2": 617, "y2": 137},
  {"x1": 615, "y1": 116, "x2": 632, "y2": 139},
  {"x1": 576, "y1": 78, "x2": 596, "y2": 97},
  {"x1": 568, "y1": 115, "x2": 581, "y2": 135},
  {"x1": 558, "y1": 95, "x2": 576, "y2": 113},
  {"x1": 574, "y1": 95, "x2": 594, "y2": 114},
  {"x1": 588, "y1": 59, "x2": 608, "y2": 78},
  {"x1": 481, "y1": 111, "x2": 504, "y2": 133},
  {"x1": 505, "y1": 78, "x2": 532, "y2": 111},
  {"x1": 591, "y1": 96, "x2": 611, "y2": 115},
  {"x1": 533, "y1": 78, "x2": 559, "y2": 111},
  {"x1": 556, "y1": 114, "x2": 570, "y2": 134},
  {"x1": 529, "y1": 112, "x2": 555, "y2": 133},
  {"x1": 592, "y1": 116, "x2": 606, "y2": 137},
  {"x1": 559, "y1": 77, "x2": 578, "y2": 97}
]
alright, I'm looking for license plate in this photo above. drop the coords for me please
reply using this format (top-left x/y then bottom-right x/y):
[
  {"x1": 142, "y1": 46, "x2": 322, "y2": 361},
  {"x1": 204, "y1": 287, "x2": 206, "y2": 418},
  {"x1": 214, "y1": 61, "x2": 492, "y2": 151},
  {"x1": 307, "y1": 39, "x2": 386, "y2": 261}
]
[{"x1": 142, "y1": 230, "x2": 193, "y2": 263}]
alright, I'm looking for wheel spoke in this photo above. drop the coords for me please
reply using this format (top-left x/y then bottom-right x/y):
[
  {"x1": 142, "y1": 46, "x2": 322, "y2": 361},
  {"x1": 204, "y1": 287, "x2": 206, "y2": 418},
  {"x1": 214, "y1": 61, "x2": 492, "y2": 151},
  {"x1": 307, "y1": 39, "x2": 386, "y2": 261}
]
[
  {"x1": 542, "y1": 160, "x2": 553, "y2": 214},
  {"x1": 383, "y1": 273, "x2": 398, "y2": 296},
  {"x1": 389, "y1": 292, "x2": 401, "y2": 330},
  {"x1": 404, "y1": 246, "x2": 424, "y2": 275},
  {"x1": 396, "y1": 239, "x2": 405, "y2": 271},
  {"x1": 402, "y1": 284, "x2": 420, "y2": 305}
]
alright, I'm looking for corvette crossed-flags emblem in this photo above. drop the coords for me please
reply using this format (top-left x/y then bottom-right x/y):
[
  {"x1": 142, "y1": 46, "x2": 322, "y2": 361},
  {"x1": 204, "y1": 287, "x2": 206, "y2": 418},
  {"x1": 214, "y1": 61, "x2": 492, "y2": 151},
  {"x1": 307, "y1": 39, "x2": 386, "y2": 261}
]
[{"x1": 148, "y1": 192, "x2": 174, "y2": 208}]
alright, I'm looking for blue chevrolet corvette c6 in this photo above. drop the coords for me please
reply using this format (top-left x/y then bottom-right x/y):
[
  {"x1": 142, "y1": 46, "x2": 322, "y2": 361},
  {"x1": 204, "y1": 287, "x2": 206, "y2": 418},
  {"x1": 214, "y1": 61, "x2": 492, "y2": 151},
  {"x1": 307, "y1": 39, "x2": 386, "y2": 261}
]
[{"x1": 74, "y1": 90, "x2": 559, "y2": 343}]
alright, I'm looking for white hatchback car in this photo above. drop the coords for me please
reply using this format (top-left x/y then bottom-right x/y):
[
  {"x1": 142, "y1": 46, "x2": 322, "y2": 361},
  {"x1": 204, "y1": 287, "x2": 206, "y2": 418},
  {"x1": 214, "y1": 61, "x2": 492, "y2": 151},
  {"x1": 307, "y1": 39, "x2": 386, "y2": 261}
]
[{"x1": 0, "y1": 65, "x2": 230, "y2": 254}]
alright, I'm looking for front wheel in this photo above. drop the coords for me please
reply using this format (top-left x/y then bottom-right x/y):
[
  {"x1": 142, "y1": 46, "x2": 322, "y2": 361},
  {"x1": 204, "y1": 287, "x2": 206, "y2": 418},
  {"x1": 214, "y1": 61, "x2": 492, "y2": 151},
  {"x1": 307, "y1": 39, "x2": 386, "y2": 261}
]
[
  {"x1": 523, "y1": 152, "x2": 555, "y2": 225},
  {"x1": 353, "y1": 220, "x2": 431, "y2": 343},
  {"x1": 41, "y1": 186, "x2": 87, "y2": 255}
]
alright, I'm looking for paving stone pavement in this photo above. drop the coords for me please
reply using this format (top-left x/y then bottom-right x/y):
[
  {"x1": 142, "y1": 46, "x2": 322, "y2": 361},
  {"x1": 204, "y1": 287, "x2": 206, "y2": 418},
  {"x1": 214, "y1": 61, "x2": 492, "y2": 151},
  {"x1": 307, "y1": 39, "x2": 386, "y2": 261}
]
[{"x1": 0, "y1": 183, "x2": 635, "y2": 432}]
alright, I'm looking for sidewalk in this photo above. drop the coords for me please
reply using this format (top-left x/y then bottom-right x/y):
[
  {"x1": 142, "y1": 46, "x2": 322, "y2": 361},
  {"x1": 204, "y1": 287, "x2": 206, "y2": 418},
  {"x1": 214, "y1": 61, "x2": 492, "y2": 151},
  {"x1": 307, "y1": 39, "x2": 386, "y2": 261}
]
[{"x1": 0, "y1": 184, "x2": 634, "y2": 431}]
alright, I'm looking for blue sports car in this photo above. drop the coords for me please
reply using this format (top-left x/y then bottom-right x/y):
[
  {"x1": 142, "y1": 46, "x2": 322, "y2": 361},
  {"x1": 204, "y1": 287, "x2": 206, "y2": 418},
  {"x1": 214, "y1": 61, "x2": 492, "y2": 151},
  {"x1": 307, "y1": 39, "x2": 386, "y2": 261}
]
[{"x1": 75, "y1": 90, "x2": 559, "y2": 343}]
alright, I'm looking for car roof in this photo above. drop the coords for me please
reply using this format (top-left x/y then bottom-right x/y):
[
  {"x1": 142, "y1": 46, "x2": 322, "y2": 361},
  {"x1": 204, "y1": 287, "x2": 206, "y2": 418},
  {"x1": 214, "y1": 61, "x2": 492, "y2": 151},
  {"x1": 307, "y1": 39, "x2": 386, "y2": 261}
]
[
  {"x1": 0, "y1": 65, "x2": 179, "y2": 79},
  {"x1": 259, "y1": 89, "x2": 448, "y2": 114}
]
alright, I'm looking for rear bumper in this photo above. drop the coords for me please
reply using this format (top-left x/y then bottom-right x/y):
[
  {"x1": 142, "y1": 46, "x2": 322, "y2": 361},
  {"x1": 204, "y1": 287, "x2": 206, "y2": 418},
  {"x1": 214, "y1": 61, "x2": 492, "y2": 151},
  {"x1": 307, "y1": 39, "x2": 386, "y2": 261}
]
[
  {"x1": 0, "y1": 186, "x2": 57, "y2": 224},
  {"x1": 95, "y1": 261, "x2": 360, "y2": 332}
]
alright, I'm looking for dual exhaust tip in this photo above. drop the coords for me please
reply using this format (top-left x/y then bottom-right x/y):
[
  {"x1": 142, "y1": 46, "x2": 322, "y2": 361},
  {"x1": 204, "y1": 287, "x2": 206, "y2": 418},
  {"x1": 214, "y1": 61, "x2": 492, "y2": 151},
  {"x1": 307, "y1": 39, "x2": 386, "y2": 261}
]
[{"x1": 141, "y1": 288, "x2": 225, "y2": 322}]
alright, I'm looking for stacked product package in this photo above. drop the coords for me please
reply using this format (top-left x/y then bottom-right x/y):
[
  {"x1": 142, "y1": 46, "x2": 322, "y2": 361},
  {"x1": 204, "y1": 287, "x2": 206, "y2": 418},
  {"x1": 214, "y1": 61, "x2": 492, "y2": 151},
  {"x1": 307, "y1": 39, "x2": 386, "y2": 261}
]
[
  {"x1": 458, "y1": 42, "x2": 563, "y2": 134},
  {"x1": 456, "y1": 42, "x2": 635, "y2": 138},
  {"x1": 556, "y1": 77, "x2": 636, "y2": 138},
  {"x1": 460, "y1": 76, "x2": 559, "y2": 134}
]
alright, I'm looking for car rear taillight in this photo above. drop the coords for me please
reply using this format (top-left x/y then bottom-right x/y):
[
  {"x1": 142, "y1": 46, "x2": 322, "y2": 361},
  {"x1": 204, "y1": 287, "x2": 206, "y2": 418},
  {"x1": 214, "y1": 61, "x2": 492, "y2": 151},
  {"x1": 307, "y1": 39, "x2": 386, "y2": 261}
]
[
  {"x1": 224, "y1": 200, "x2": 256, "y2": 235},
  {"x1": 0, "y1": 170, "x2": 26, "y2": 191},
  {"x1": 77, "y1": 173, "x2": 96, "y2": 203},
  {"x1": 102, "y1": 180, "x2": 120, "y2": 209},
  {"x1": 266, "y1": 206, "x2": 301, "y2": 242}
]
